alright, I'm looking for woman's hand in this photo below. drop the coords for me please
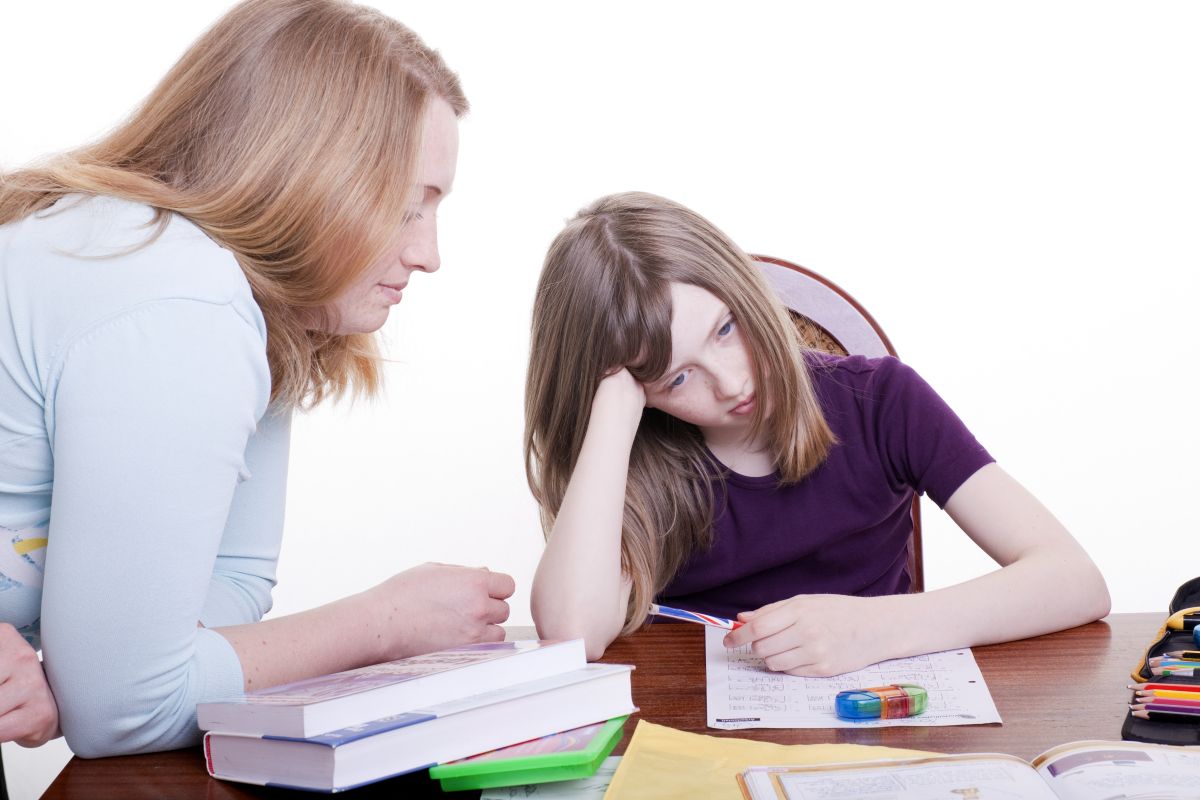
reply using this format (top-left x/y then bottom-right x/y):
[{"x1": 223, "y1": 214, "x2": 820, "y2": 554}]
[
  {"x1": 363, "y1": 563, "x2": 516, "y2": 661},
  {"x1": 723, "y1": 594, "x2": 894, "y2": 677},
  {"x1": 0, "y1": 623, "x2": 61, "y2": 747}
]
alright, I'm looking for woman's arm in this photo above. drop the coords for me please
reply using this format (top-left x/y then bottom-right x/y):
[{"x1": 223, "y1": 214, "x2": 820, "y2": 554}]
[
  {"x1": 43, "y1": 301, "x2": 273, "y2": 757},
  {"x1": 530, "y1": 370, "x2": 644, "y2": 660},
  {"x1": 43, "y1": 300, "x2": 515, "y2": 756},
  {"x1": 725, "y1": 463, "x2": 1110, "y2": 675},
  {"x1": 217, "y1": 563, "x2": 515, "y2": 690}
]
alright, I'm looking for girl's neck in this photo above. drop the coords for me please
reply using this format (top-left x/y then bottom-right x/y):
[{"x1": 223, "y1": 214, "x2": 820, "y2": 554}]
[{"x1": 703, "y1": 431, "x2": 775, "y2": 478}]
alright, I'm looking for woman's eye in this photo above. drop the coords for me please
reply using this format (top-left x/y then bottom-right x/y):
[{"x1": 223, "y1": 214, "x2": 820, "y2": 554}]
[
  {"x1": 718, "y1": 320, "x2": 733, "y2": 336},
  {"x1": 669, "y1": 372, "x2": 687, "y2": 389}
]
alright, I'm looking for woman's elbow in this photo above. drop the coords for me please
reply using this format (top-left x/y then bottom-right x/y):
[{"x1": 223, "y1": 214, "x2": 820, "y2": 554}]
[{"x1": 56, "y1": 684, "x2": 200, "y2": 758}]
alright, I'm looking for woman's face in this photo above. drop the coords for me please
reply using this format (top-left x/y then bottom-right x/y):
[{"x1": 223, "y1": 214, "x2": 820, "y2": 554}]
[{"x1": 324, "y1": 98, "x2": 460, "y2": 335}]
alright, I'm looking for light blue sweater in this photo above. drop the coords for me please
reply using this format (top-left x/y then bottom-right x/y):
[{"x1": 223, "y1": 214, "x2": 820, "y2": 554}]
[{"x1": 0, "y1": 195, "x2": 289, "y2": 757}]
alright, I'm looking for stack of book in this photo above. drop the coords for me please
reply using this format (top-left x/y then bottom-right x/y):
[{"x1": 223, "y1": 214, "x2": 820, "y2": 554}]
[{"x1": 198, "y1": 638, "x2": 635, "y2": 792}]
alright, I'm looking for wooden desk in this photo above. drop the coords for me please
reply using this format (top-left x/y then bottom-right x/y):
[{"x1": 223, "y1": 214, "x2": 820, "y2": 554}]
[{"x1": 40, "y1": 613, "x2": 1158, "y2": 799}]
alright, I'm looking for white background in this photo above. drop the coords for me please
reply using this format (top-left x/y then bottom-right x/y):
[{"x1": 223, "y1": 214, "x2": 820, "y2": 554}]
[{"x1": 3, "y1": 2, "x2": 1198, "y2": 796}]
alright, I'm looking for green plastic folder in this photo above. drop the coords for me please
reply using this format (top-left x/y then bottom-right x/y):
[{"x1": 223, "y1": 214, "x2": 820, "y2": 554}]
[{"x1": 429, "y1": 715, "x2": 628, "y2": 791}]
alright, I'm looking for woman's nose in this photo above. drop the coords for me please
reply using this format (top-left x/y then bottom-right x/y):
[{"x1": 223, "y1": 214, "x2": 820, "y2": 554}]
[{"x1": 401, "y1": 219, "x2": 440, "y2": 273}]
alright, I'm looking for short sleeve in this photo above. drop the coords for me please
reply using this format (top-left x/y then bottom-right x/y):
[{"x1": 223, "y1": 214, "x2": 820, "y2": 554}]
[
  {"x1": 869, "y1": 358, "x2": 994, "y2": 508},
  {"x1": 40, "y1": 298, "x2": 270, "y2": 757}
]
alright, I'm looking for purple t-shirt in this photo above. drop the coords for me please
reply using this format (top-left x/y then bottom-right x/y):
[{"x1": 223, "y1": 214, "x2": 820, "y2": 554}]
[{"x1": 657, "y1": 354, "x2": 994, "y2": 618}]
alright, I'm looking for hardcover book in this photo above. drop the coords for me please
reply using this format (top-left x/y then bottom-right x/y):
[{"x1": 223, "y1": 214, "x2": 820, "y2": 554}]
[
  {"x1": 203, "y1": 663, "x2": 637, "y2": 793},
  {"x1": 197, "y1": 638, "x2": 586, "y2": 738}
]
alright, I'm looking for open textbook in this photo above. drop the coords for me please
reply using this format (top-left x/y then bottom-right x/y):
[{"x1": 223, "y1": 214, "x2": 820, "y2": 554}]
[{"x1": 738, "y1": 740, "x2": 1200, "y2": 800}]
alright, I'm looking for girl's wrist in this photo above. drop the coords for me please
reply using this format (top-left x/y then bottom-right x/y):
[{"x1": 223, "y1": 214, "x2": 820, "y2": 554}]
[{"x1": 589, "y1": 396, "x2": 642, "y2": 441}]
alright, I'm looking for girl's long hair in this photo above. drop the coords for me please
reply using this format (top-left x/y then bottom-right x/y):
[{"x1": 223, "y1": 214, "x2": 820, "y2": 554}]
[
  {"x1": 525, "y1": 192, "x2": 836, "y2": 633},
  {"x1": 0, "y1": 0, "x2": 467, "y2": 407}
]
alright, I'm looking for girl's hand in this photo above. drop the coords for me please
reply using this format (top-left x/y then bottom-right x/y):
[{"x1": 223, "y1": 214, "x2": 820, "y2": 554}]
[
  {"x1": 0, "y1": 623, "x2": 61, "y2": 747},
  {"x1": 591, "y1": 368, "x2": 647, "y2": 438},
  {"x1": 722, "y1": 594, "x2": 895, "y2": 677}
]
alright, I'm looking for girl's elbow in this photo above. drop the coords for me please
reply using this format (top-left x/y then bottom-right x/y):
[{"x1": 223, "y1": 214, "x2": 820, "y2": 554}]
[
  {"x1": 1086, "y1": 572, "x2": 1112, "y2": 621},
  {"x1": 1069, "y1": 560, "x2": 1111, "y2": 624},
  {"x1": 533, "y1": 612, "x2": 618, "y2": 662},
  {"x1": 584, "y1": 635, "x2": 615, "y2": 662}
]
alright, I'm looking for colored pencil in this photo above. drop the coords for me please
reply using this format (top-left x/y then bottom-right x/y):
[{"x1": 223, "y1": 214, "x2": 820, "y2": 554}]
[
  {"x1": 647, "y1": 603, "x2": 744, "y2": 630},
  {"x1": 1158, "y1": 650, "x2": 1200, "y2": 660},
  {"x1": 1134, "y1": 692, "x2": 1200, "y2": 706},
  {"x1": 1131, "y1": 701, "x2": 1200, "y2": 712},
  {"x1": 1150, "y1": 656, "x2": 1200, "y2": 666},
  {"x1": 1129, "y1": 682, "x2": 1200, "y2": 693},
  {"x1": 1131, "y1": 708, "x2": 1200, "y2": 723}
]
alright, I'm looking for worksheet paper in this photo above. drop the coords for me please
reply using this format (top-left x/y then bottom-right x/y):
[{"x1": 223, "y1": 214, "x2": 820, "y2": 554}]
[{"x1": 705, "y1": 627, "x2": 1001, "y2": 730}]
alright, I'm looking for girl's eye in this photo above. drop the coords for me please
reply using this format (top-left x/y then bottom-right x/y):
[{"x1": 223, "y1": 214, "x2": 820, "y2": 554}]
[
  {"x1": 718, "y1": 319, "x2": 734, "y2": 337},
  {"x1": 668, "y1": 372, "x2": 687, "y2": 389}
]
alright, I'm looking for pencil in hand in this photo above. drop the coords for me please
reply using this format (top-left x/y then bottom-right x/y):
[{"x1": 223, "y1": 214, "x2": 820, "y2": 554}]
[{"x1": 647, "y1": 603, "x2": 744, "y2": 630}]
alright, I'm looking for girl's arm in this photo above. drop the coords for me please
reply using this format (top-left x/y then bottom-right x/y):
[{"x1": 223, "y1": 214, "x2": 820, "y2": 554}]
[
  {"x1": 531, "y1": 370, "x2": 644, "y2": 660},
  {"x1": 725, "y1": 463, "x2": 1110, "y2": 675}
]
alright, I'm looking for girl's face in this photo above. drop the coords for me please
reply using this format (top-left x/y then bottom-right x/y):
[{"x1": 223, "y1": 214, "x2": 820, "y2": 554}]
[
  {"x1": 324, "y1": 98, "x2": 460, "y2": 335},
  {"x1": 643, "y1": 282, "x2": 757, "y2": 437}
]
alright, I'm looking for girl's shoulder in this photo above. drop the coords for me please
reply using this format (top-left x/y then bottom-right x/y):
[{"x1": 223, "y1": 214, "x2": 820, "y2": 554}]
[
  {"x1": 804, "y1": 351, "x2": 943, "y2": 418},
  {"x1": 804, "y1": 350, "x2": 914, "y2": 388}
]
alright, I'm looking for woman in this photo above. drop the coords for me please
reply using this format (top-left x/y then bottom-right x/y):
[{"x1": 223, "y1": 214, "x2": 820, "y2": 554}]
[{"x1": 0, "y1": 0, "x2": 513, "y2": 757}]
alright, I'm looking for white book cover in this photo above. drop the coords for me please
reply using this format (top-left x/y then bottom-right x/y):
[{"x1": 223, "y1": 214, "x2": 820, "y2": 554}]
[
  {"x1": 198, "y1": 638, "x2": 586, "y2": 738},
  {"x1": 204, "y1": 663, "x2": 637, "y2": 793}
]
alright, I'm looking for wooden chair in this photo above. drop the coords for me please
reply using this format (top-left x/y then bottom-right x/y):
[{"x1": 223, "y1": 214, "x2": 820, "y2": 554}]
[{"x1": 752, "y1": 255, "x2": 924, "y2": 593}]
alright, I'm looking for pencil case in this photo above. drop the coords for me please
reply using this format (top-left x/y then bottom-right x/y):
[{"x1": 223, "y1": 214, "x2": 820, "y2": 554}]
[{"x1": 1121, "y1": 576, "x2": 1200, "y2": 746}]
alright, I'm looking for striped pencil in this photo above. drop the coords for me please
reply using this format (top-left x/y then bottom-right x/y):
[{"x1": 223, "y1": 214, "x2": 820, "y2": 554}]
[{"x1": 647, "y1": 603, "x2": 744, "y2": 630}]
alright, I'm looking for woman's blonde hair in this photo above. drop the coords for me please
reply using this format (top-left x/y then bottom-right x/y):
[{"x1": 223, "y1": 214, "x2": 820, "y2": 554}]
[
  {"x1": 525, "y1": 192, "x2": 836, "y2": 633},
  {"x1": 0, "y1": 0, "x2": 467, "y2": 406}
]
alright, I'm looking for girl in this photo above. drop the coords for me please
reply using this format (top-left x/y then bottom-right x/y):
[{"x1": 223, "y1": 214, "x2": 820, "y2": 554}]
[
  {"x1": 527, "y1": 192, "x2": 1109, "y2": 673},
  {"x1": 0, "y1": 0, "x2": 514, "y2": 757}
]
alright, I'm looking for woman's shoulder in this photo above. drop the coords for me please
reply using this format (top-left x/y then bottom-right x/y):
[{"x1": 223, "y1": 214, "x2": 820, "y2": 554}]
[{"x1": 4, "y1": 194, "x2": 265, "y2": 346}]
